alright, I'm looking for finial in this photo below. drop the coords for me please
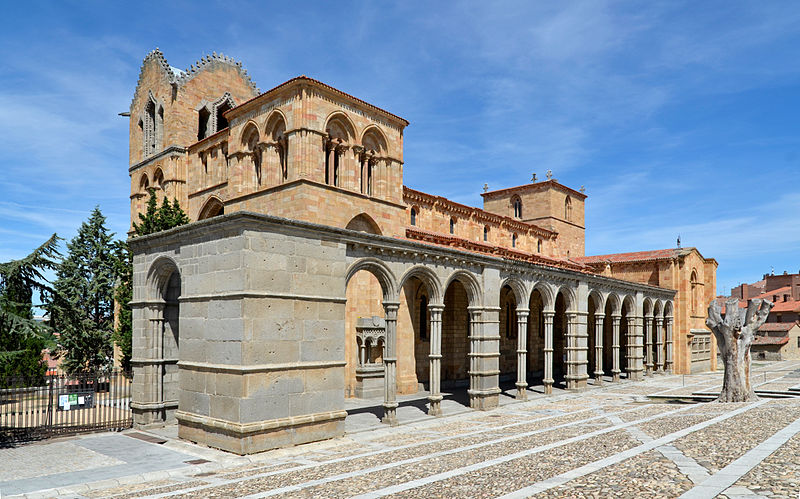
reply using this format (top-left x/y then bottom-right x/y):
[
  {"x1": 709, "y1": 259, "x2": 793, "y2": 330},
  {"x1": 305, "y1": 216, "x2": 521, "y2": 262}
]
[
  {"x1": 677, "y1": 235, "x2": 681, "y2": 248},
  {"x1": 579, "y1": 185, "x2": 585, "y2": 193},
  {"x1": 546, "y1": 169, "x2": 553, "y2": 180},
  {"x1": 483, "y1": 183, "x2": 489, "y2": 193},
  {"x1": 531, "y1": 173, "x2": 537, "y2": 183}
]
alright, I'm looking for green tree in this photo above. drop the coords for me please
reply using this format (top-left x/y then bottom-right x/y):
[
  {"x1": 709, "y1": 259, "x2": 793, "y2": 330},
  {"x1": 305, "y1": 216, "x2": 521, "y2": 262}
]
[
  {"x1": 49, "y1": 208, "x2": 116, "y2": 374},
  {"x1": 114, "y1": 191, "x2": 190, "y2": 371},
  {"x1": 0, "y1": 235, "x2": 60, "y2": 381}
]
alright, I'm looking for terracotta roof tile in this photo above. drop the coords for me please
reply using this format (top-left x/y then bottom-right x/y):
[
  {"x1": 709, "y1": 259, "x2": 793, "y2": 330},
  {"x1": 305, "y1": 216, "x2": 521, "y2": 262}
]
[
  {"x1": 758, "y1": 322, "x2": 798, "y2": 332},
  {"x1": 752, "y1": 335, "x2": 790, "y2": 346},
  {"x1": 575, "y1": 248, "x2": 690, "y2": 264}
]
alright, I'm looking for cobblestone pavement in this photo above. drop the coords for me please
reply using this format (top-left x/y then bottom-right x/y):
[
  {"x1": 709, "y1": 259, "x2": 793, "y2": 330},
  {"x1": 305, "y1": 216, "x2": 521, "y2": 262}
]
[{"x1": 4, "y1": 360, "x2": 800, "y2": 498}]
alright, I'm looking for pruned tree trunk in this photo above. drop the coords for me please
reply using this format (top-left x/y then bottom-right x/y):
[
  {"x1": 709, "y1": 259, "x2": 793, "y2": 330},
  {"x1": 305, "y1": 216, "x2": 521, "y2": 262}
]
[{"x1": 706, "y1": 298, "x2": 773, "y2": 402}]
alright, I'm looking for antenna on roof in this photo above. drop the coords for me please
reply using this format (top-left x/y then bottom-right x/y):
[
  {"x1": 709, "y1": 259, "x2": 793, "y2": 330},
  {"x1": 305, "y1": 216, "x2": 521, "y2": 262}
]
[{"x1": 677, "y1": 235, "x2": 681, "y2": 248}]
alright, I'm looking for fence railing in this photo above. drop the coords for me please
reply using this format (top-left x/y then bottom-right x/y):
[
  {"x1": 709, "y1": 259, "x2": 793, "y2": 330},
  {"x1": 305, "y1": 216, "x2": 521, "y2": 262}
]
[{"x1": 0, "y1": 370, "x2": 132, "y2": 443}]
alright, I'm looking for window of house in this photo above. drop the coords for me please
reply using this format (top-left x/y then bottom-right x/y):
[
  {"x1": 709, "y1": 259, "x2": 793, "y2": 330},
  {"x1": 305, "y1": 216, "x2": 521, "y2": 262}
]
[
  {"x1": 512, "y1": 233, "x2": 517, "y2": 248},
  {"x1": 410, "y1": 207, "x2": 416, "y2": 226},
  {"x1": 537, "y1": 239, "x2": 542, "y2": 253},
  {"x1": 450, "y1": 217, "x2": 455, "y2": 234},
  {"x1": 483, "y1": 226, "x2": 489, "y2": 242}
]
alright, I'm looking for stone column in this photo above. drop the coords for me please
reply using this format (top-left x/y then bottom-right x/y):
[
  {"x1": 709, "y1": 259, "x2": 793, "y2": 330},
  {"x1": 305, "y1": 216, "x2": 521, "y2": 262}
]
[
  {"x1": 325, "y1": 143, "x2": 334, "y2": 185},
  {"x1": 655, "y1": 317, "x2": 664, "y2": 373},
  {"x1": 427, "y1": 304, "x2": 444, "y2": 416},
  {"x1": 467, "y1": 307, "x2": 500, "y2": 410},
  {"x1": 543, "y1": 310, "x2": 555, "y2": 394},
  {"x1": 515, "y1": 309, "x2": 529, "y2": 400},
  {"x1": 382, "y1": 302, "x2": 399, "y2": 425},
  {"x1": 626, "y1": 316, "x2": 643, "y2": 381},
  {"x1": 565, "y1": 312, "x2": 579, "y2": 390},
  {"x1": 665, "y1": 317, "x2": 674, "y2": 373},
  {"x1": 594, "y1": 313, "x2": 604, "y2": 384},
  {"x1": 611, "y1": 314, "x2": 621, "y2": 382},
  {"x1": 645, "y1": 315, "x2": 653, "y2": 375}
]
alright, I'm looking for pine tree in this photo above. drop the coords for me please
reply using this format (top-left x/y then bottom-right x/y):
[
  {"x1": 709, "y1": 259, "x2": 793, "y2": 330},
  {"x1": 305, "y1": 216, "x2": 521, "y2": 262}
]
[
  {"x1": 49, "y1": 208, "x2": 116, "y2": 374},
  {"x1": 132, "y1": 188, "x2": 160, "y2": 236},
  {"x1": 0, "y1": 234, "x2": 60, "y2": 381}
]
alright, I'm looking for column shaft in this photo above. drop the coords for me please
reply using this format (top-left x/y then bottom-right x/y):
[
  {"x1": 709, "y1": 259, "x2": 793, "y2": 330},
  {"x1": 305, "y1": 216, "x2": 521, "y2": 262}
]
[
  {"x1": 655, "y1": 318, "x2": 664, "y2": 373},
  {"x1": 594, "y1": 314, "x2": 604, "y2": 383},
  {"x1": 516, "y1": 310, "x2": 529, "y2": 399},
  {"x1": 382, "y1": 302, "x2": 399, "y2": 425},
  {"x1": 428, "y1": 305, "x2": 444, "y2": 416},
  {"x1": 543, "y1": 311, "x2": 555, "y2": 394},
  {"x1": 612, "y1": 315, "x2": 621, "y2": 382}
]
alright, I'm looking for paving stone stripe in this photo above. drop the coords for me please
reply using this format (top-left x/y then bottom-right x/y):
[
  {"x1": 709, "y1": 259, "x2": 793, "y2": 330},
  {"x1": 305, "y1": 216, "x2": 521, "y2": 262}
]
[
  {"x1": 496, "y1": 400, "x2": 767, "y2": 498},
  {"x1": 679, "y1": 415, "x2": 800, "y2": 498},
  {"x1": 136, "y1": 404, "x2": 627, "y2": 498},
  {"x1": 310, "y1": 404, "x2": 699, "y2": 499}
]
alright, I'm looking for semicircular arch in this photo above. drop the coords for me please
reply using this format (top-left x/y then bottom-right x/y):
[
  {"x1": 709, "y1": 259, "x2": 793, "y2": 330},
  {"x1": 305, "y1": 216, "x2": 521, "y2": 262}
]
[
  {"x1": 345, "y1": 257, "x2": 398, "y2": 302},
  {"x1": 398, "y1": 265, "x2": 443, "y2": 305},
  {"x1": 443, "y1": 270, "x2": 483, "y2": 307}
]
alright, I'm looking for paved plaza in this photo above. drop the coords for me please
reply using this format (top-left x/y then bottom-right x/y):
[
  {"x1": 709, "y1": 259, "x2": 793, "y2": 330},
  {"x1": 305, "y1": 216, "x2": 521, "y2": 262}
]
[{"x1": 3, "y1": 360, "x2": 800, "y2": 498}]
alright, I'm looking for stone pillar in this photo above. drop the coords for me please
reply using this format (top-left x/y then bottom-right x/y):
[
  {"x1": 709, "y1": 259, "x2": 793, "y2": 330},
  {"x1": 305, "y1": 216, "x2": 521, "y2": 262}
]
[
  {"x1": 665, "y1": 317, "x2": 673, "y2": 373},
  {"x1": 427, "y1": 305, "x2": 444, "y2": 416},
  {"x1": 611, "y1": 314, "x2": 621, "y2": 382},
  {"x1": 515, "y1": 309, "x2": 529, "y2": 400},
  {"x1": 594, "y1": 313, "x2": 604, "y2": 384},
  {"x1": 626, "y1": 316, "x2": 643, "y2": 381},
  {"x1": 543, "y1": 310, "x2": 555, "y2": 394},
  {"x1": 467, "y1": 307, "x2": 500, "y2": 410},
  {"x1": 565, "y1": 312, "x2": 579, "y2": 390},
  {"x1": 325, "y1": 144, "x2": 334, "y2": 185},
  {"x1": 655, "y1": 317, "x2": 664, "y2": 373},
  {"x1": 382, "y1": 302, "x2": 399, "y2": 425},
  {"x1": 645, "y1": 315, "x2": 653, "y2": 375}
]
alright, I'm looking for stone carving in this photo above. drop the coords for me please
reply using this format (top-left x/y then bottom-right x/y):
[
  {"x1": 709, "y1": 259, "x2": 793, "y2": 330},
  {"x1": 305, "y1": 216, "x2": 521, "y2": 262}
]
[
  {"x1": 355, "y1": 316, "x2": 385, "y2": 398},
  {"x1": 706, "y1": 298, "x2": 773, "y2": 402}
]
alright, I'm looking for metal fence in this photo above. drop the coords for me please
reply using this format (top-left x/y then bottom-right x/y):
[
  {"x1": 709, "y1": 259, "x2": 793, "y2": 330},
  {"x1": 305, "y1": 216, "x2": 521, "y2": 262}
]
[{"x1": 0, "y1": 370, "x2": 132, "y2": 443}]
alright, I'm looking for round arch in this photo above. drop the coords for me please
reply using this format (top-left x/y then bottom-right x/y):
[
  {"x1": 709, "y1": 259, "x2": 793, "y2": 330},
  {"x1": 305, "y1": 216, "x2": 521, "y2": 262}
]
[
  {"x1": 621, "y1": 295, "x2": 636, "y2": 315},
  {"x1": 345, "y1": 213, "x2": 382, "y2": 235},
  {"x1": 239, "y1": 120, "x2": 261, "y2": 146},
  {"x1": 264, "y1": 110, "x2": 289, "y2": 139},
  {"x1": 146, "y1": 255, "x2": 181, "y2": 301},
  {"x1": 443, "y1": 270, "x2": 483, "y2": 307},
  {"x1": 345, "y1": 258, "x2": 398, "y2": 302},
  {"x1": 360, "y1": 125, "x2": 389, "y2": 155},
  {"x1": 643, "y1": 297, "x2": 653, "y2": 317},
  {"x1": 324, "y1": 111, "x2": 357, "y2": 141},
  {"x1": 500, "y1": 277, "x2": 527, "y2": 307},
  {"x1": 588, "y1": 289, "x2": 605, "y2": 311},
  {"x1": 531, "y1": 281, "x2": 555, "y2": 311},
  {"x1": 198, "y1": 196, "x2": 224, "y2": 220},
  {"x1": 554, "y1": 285, "x2": 577, "y2": 311},
  {"x1": 653, "y1": 299, "x2": 664, "y2": 318},
  {"x1": 139, "y1": 173, "x2": 150, "y2": 192},
  {"x1": 605, "y1": 293, "x2": 622, "y2": 315},
  {"x1": 398, "y1": 265, "x2": 443, "y2": 305},
  {"x1": 664, "y1": 300, "x2": 674, "y2": 318}
]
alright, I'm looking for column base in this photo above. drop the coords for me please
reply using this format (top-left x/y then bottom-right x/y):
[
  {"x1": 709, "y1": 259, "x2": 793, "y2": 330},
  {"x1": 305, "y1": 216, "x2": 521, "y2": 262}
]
[
  {"x1": 612, "y1": 371, "x2": 620, "y2": 382},
  {"x1": 627, "y1": 370, "x2": 643, "y2": 381},
  {"x1": 515, "y1": 382, "x2": 528, "y2": 400},
  {"x1": 428, "y1": 395, "x2": 443, "y2": 416},
  {"x1": 543, "y1": 380, "x2": 553, "y2": 395},
  {"x1": 382, "y1": 402, "x2": 399, "y2": 426},
  {"x1": 468, "y1": 388, "x2": 500, "y2": 410}
]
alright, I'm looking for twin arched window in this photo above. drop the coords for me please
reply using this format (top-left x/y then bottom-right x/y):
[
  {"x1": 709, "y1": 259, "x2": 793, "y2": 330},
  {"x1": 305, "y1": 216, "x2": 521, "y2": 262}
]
[{"x1": 512, "y1": 196, "x2": 523, "y2": 219}]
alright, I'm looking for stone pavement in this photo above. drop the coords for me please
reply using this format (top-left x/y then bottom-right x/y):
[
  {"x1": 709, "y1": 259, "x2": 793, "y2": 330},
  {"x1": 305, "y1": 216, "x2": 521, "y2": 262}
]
[{"x1": 3, "y1": 360, "x2": 800, "y2": 498}]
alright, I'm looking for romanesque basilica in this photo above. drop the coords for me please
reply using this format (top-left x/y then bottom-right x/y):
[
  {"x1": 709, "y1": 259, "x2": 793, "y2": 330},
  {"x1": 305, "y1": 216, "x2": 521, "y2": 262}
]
[{"x1": 128, "y1": 50, "x2": 716, "y2": 454}]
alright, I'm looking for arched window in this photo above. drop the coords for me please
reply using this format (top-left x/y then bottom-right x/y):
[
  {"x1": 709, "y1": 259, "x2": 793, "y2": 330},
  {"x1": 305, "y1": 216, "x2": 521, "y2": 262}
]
[
  {"x1": 153, "y1": 168, "x2": 164, "y2": 190},
  {"x1": 139, "y1": 173, "x2": 149, "y2": 193},
  {"x1": 324, "y1": 114, "x2": 355, "y2": 188},
  {"x1": 419, "y1": 295, "x2": 428, "y2": 341},
  {"x1": 410, "y1": 207, "x2": 417, "y2": 226},
  {"x1": 512, "y1": 233, "x2": 517, "y2": 248},
  {"x1": 691, "y1": 270, "x2": 699, "y2": 313},
  {"x1": 241, "y1": 124, "x2": 261, "y2": 186},
  {"x1": 537, "y1": 239, "x2": 542, "y2": 253},
  {"x1": 512, "y1": 196, "x2": 522, "y2": 219},
  {"x1": 565, "y1": 196, "x2": 573, "y2": 221},
  {"x1": 484, "y1": 226, "x2": 489, "y2": 242},
  {"x1": 450, "y1": 217, "x2": 456, "y2": 234}
]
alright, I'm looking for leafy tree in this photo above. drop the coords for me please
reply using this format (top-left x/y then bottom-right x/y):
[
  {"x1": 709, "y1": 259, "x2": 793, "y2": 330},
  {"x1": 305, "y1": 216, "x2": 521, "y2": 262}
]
[
  {"x1": 111, "y1": 240, "x2": 132, "y2": 372},
  {"x1": 0, "y1": 235, "x2": 60, "y2": 381},
  {"x1": 49, "y1": 208, "x2": 116, "y2": 374},
  {"x1": 114, "y1": 191, "x2": 190, "y2": 371}
]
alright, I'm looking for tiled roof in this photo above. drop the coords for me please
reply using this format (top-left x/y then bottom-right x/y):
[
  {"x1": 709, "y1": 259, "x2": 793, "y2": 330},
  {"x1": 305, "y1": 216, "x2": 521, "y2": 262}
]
[
  {"x1": 758, "y1": 322, "x2": 798, "y2": 332},
  {"x1": 752, "y1": 286, "x2": 791, "y2": 300},
  {"x1": 752, "y1": 335, "x2": 790, "y2": 346},
  {"x1": 575, "y1": 248, "x2": 691, "y2": 264},
  {"x1": 772, "y1": 300, "x2": 800, "y2": 312},
  {"x1": 480, "y1": 180, "x2": 587, "y2": 200}
]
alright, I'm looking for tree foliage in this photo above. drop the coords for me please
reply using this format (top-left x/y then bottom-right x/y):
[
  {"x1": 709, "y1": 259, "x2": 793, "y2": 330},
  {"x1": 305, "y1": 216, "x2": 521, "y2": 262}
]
[
  {"x1": 49, "y1": 208, "x2": 117, "y2": 374},
  {"x1": 0, "y1": 234, "x2": 60, "y2": 380}
]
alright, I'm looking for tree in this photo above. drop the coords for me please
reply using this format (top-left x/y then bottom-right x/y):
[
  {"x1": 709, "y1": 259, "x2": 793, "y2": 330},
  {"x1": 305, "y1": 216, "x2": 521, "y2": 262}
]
[
  {"x1": 49, "y1": 208, "x2": 116, "y2": 373},
  {"x1": 113, "y1": 191, "x2": 190, "y2": 371},
  {"x1": 706, "y1": 298, "x2": 773, "y2": 402},
  {"x1": 0, "y1": 235, "x2": 60, "y2": 380}
]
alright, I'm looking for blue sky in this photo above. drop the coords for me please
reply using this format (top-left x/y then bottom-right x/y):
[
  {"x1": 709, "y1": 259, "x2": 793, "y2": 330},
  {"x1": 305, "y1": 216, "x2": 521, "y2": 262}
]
[{"x1": 1, "y1": 1, "x2": 799, "y2": 295}]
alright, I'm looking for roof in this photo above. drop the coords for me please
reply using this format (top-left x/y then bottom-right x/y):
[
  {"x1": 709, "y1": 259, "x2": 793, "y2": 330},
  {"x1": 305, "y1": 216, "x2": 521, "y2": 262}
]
[
  {"x1": 228, "y1": 75, "x2": 409, "y2": 126},
  {"x1": 752, "y1": 286, "x2": 792, "y2": 300},
  {"x1": 758, "y1": 322, "x2": 799, "y2": 332},
  {"x1": 481, "y1": 179, "x2": 587, "y2": 200},
  {"x1": 752, "y1": 335, "x2": 790, "y2": 346},
  {"x1": 772, "y1": 300, "x2": 800, "y2": 313},
  {"x1": 575, "y1": 248, "x2": 689, "y2": 264}
]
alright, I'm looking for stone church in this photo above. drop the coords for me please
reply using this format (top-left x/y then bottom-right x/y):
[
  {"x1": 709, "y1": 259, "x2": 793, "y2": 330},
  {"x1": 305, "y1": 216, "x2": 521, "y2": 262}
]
[{"x1": 127, "y1": 49, "x2": 714, "y2": 455}]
